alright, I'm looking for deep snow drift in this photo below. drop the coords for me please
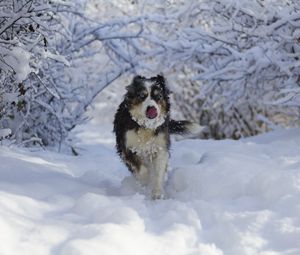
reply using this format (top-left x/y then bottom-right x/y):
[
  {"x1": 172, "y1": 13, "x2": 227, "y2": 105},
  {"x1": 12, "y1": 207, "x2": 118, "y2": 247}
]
[{"x1": 0, "y1": 124, "x2": 300, "y2": 255}]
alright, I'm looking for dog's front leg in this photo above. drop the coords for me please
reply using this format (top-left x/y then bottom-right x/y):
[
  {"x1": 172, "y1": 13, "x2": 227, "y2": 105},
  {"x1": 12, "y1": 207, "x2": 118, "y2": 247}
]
[
  {"x1": 150, "y1": 151, "x2": 168, "y2": 199},
  {"x1": 135, "y1": 164, "x2": 149, "y2": 186}
]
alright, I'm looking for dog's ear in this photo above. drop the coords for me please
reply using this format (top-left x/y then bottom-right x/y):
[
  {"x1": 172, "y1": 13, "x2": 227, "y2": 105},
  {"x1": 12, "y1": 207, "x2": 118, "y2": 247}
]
[
  {"x1": 156, "y1": 74, "x2": 165, "y2": 85},
  {"x1": 126, "y1": 75, "x2": 145, "y2": 91},
  {"x1": 155, "y1": 74, "x2": 170, "y2": 95},
  {"x1": 133, "y1": 75, "x2": 145, "y2": 83},
  {"x1": 125, "y1": 75, "x2": 146, "y2": 99}
]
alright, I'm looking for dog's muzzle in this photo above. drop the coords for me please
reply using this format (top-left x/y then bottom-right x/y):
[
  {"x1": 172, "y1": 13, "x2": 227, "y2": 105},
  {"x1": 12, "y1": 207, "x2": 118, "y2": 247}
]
[{"x1": 146, "y1": 106, "x2": 158, "y2": 119}]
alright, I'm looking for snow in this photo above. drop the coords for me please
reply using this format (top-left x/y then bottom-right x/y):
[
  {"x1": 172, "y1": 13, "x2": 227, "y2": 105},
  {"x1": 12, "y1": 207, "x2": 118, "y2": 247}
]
[
  {"x1": 1, "y1": 123, "x2": 300, "y2": 255},
  {"x1": 43, "y1": 51, "x2": 70, "y2": 67},
  {"x1": 3, "y1": 46, "x2": 31, "y2": 82},
  {"x1": 0, "y1": 128, "x2": 11, "y2": 139}
]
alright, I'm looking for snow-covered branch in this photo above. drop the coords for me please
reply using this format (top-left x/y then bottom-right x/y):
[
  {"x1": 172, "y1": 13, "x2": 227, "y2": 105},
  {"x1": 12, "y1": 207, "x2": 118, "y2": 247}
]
[{"x1": 1, "y1": 0, "x2": 300, "y2": 145}]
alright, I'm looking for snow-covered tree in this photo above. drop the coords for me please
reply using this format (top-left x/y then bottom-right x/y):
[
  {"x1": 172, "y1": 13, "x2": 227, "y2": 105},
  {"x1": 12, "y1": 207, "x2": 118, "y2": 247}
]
[
  {"x1": 0, "y1": 0, "x2": 77, "y2": 146},
  {"x1": 94, "y1": 0, "x2": 300, "y2": 139},
  {"x1": 0, "y1": 0, "x2": 180, "y2": 146},
  {"x1": 0, "y1": 0, "x2": 162, "y2": 146},
  {"x1": 1, "y1": 0, "x2": 300, "y2": 145},
  {"x1": 84, "y1": 0, "x2": 300, "y2": 139},
  {"x1": 168, "y1": 0, "x2": 300, "y2": 138}
]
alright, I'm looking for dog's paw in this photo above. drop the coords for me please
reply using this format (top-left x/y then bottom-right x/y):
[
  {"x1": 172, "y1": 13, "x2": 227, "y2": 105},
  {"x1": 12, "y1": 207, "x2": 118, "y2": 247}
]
[{"x1": 151, "y1": 189, "x2": 164, "y2": 200}]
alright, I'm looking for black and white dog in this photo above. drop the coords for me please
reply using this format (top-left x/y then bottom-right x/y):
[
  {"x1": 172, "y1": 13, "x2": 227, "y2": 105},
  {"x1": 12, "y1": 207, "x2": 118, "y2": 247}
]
[{"x1": 113, "y1": 75, "x2": 202, "y2": 199}]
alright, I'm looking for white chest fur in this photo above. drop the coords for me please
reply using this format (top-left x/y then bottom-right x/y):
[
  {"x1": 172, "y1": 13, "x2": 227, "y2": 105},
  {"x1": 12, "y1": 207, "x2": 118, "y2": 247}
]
[{"x1": 125, "y1": 129, "x2": 167, "y2": 158}]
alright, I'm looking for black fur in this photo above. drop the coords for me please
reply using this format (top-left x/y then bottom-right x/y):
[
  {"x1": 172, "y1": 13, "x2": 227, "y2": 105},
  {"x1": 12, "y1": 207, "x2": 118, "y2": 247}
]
[
  {"x1": 169, "y1": 120, "x2": 192, "y2": 135},
  {"x1": 113, "y1": 100, "x2": 141, "y2": 173}
]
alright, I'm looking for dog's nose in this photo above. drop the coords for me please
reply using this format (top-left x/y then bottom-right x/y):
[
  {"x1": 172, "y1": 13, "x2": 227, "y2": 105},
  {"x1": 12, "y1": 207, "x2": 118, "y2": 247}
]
[{"x1": 146, "y1": 106, "x2": 158, "y2": 119}]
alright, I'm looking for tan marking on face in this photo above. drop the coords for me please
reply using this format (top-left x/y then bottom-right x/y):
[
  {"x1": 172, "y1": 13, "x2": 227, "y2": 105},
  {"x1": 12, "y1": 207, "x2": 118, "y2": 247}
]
[
  {"x1": 158, "y1": 99, "x2": 167, "y2": 116},
  {"x1": 130, "y1": 102, "x2": 147, "y2": 122}
]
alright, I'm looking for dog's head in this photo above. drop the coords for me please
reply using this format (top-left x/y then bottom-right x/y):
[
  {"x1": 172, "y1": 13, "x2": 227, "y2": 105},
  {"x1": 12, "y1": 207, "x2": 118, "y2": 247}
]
[{"x1": 125, "y1": 75, "x2": 170, "y2": 129}]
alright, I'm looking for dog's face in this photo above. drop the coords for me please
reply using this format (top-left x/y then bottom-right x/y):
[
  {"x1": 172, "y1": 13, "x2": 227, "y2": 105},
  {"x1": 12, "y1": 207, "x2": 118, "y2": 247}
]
[{"x1": 126, "y1": 75, "x2": 170, "y2": 129}]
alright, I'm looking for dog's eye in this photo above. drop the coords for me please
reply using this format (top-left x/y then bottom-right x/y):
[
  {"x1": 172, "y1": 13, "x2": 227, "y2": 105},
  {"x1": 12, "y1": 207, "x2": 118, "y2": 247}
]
[
  {"x1": 138, "y1": 92, "x2": 147, "y2": 100},
  {"x1": 153, "y1": 89, "x2": 162, "y2": 99}
]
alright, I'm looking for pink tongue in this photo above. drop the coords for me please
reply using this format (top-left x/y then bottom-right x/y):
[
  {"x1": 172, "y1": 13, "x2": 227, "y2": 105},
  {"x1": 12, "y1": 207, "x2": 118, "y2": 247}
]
[{"x1": 146, "y1": 106, "x2": 158, "y2": 119}]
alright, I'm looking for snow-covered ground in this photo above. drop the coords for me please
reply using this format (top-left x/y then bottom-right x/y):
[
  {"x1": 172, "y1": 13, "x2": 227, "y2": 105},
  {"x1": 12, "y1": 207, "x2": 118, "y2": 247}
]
[{"x1": 1, "y1": 122, "x2": 300, "y2": 255}]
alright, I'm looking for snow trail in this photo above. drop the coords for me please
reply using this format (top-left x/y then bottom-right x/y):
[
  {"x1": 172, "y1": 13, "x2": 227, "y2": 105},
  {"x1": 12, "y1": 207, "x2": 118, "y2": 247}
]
[{"x1": 0, "y1": 124, "x2": 300, "y2": 255}]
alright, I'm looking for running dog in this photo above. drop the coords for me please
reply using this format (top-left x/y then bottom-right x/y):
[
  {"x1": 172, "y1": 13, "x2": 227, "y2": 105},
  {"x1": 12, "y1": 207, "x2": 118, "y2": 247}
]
[{"x1": 113, "y1": 75, "x2": 202, "y2": 199}]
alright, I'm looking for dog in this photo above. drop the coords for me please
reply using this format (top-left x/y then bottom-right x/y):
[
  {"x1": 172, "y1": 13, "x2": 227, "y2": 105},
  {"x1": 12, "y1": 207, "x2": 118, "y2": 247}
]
[{"x1": 113, "y1": 75, "x2": 203, "y2": 199}]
